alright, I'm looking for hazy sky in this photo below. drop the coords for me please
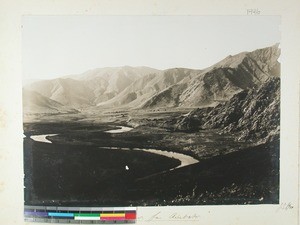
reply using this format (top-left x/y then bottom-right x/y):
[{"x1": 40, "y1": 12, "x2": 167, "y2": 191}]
[{"x1": 22, "y1": 16, "x2": 280, "y2": 80}]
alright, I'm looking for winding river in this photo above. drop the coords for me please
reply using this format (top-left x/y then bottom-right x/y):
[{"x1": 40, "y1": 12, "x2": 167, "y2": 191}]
[
  {"x1": 104, "y1": 126, "x2": 134, "y2": 133},
  {"x1": 28, "y1": 126, "x2": 199, "y2": 172},
  {"x1": 30, "y1": 134, "x2": 57, "y2": 143},
  {"x1": 99, "y1": 146, "x2": 198, "y2": 170}
]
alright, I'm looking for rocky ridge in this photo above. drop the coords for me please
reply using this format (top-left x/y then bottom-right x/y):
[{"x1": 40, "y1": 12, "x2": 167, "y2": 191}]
[{"x1": 175, "y1": 77, "x2": 280, "y2": 143}]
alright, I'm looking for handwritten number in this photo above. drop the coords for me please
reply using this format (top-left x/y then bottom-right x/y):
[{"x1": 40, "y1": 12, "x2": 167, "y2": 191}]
[{"x1": 247, "y1": 9, "x2": 261, "y2": 15}]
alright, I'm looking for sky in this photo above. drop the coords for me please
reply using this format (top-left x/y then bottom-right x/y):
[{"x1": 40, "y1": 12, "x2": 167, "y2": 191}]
[{"x1": 22, "y1": 16, "x2": 280, "y2": 80}]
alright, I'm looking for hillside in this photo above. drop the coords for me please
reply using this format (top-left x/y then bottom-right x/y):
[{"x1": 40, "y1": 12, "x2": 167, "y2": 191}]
[
  {"x1": 23, "y1": 89, "x2": 78, "y2": 114},
  {"x1": 175, "y1": 77, "x2": 280, "y2": 143},
  {"x1": 24, "y1": 66, "x2": 161, "y2": 109},
  {"x1": 98, "y1": 68, "x2": 200, "y2": 108},
  {"x1": 141, "y1": 44, "x2": 280, "y2": 108},
  {"x1": 25, "y1": 78, "x2": 95, "y2": 109}
]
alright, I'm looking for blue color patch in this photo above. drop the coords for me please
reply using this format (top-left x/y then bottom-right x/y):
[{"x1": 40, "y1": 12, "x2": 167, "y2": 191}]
[{"x1": 48, "y1": 212, "x2": 74, "y2": 218}]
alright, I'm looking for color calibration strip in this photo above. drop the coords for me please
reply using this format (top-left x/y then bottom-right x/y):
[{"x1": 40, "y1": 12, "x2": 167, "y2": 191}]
[{"x1": 24, "y1": 206, "x2": 136, "y2": 223}]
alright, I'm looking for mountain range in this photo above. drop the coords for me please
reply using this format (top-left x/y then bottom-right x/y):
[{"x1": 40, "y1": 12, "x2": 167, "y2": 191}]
[{"x1": 23, "y1": 44, "x2": 280, "y2": 114}]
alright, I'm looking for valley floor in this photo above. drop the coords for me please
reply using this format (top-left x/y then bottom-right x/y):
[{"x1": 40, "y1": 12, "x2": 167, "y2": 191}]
[{"x1": 23, "y1": 110, "x2": 279, "y2": 206}]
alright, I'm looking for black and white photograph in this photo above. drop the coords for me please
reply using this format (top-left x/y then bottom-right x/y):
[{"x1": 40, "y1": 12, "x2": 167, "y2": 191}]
[{"x1": 22, "y1": 16, "x2": 281, "y2": 207}]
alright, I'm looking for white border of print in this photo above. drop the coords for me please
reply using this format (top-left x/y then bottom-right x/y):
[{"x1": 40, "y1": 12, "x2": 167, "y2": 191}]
[{"x1": 0, "y1": 1, "x2": 299, "y2": 225}]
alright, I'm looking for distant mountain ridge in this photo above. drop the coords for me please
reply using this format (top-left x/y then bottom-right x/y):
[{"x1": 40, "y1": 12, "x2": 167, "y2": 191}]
[
  {"x1": 23, "y1": 89, "x2": 78, "y2": 114},
  {"x1": 23, "y1": 44, "x2": 280, "y2": 113}
]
